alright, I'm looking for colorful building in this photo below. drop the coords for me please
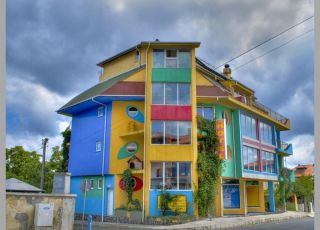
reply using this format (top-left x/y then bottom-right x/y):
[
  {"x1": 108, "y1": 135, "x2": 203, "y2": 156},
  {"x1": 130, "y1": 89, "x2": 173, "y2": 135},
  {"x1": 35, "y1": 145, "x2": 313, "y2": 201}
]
[{"x1": 57, "y1": 41, "x2": 293, "y2": 218}]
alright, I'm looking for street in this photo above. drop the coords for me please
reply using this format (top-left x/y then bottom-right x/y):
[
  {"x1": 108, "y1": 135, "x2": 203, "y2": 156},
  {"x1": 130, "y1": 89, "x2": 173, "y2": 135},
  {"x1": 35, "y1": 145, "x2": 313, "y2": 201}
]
[{"x1": 232, "y1": 217, "x2": 314, "y2": 230}]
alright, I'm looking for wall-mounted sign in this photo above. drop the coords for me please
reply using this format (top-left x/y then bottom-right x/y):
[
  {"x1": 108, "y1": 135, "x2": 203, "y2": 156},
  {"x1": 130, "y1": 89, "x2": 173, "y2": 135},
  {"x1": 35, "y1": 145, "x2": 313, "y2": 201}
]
[
  {"x1": 157, "y1": 195, "x2": 187, "y2": 213},
  {"x1": 119, "y1": 176, "x2": 143, "y2": 192},
  {"x1": 126, "y1": 106, "x2": 144, "y2": 123},
  {"x1": 117, "y1": 142, "x2": 139, "y2": 160},
  {"x1": 216, "y1": 119, "x2": 227, "y2": 159}
]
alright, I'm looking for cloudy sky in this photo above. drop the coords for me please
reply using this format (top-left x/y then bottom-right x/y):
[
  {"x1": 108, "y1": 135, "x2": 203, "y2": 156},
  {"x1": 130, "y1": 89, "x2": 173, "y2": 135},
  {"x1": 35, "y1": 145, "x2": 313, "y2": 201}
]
[{"x1": 6, "y1": 0, "x2": 314, "y2": 168}]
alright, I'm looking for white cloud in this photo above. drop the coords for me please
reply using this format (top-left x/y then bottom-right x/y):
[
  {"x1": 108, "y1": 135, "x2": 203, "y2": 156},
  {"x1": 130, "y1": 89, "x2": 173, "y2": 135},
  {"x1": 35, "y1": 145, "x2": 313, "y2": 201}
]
[{"x1": 285, "y1": 134, "x2": 314, "y2": 168}]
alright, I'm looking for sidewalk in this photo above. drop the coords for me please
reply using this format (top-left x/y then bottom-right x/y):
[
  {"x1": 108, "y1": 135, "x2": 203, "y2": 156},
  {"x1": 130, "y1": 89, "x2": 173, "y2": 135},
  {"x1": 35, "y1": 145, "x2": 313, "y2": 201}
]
[{"x1": 74, "y1": 211, "x2": 310, "y2": 230}]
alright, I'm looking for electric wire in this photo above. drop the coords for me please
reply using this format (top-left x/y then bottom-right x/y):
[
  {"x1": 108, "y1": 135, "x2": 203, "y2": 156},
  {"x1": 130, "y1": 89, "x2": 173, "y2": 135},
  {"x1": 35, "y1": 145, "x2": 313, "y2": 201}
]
[
  {"x1": 214, "y1": 15, "x2": 314, "y2": 70},
  {"x1": 233, "y1": 28, "x2": 314, "y2": 72}
]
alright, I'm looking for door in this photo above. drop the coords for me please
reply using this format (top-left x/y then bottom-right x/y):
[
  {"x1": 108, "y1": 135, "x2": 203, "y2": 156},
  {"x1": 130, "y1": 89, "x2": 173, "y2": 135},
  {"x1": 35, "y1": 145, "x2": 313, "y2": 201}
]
[{"x1": 107, "y1": 189, "x2": 114, "y2": 216}]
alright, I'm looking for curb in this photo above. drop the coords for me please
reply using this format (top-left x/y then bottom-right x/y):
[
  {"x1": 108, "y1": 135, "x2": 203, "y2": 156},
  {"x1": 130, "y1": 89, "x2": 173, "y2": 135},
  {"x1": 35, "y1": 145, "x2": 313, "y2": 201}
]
[{"x1": 74, "y1": 212, "x2": 311, "y2": 230}]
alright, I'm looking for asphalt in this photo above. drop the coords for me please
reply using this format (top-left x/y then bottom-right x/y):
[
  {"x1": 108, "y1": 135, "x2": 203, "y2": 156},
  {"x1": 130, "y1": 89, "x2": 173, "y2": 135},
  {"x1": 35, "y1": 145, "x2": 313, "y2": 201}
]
[{"x1": 232, "y1": 217, "x2": 314, "y2": 230}]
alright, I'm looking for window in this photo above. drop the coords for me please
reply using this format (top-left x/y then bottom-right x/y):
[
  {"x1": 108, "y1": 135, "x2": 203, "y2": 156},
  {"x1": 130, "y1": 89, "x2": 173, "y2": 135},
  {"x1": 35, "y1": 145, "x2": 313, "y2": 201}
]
[
  {"x1": 261, "y1": 151, "x2": 275, "y2": 173},
  {"x1": 178, "y1": 50, "x2": 191, "y2": 68},
  {"x1": 150, "y1": 162, "x2": 163, "y2": 189},
  {"x1": 151, "y1": 121, "x2": 191, "y2": 145},
  {"x1": 197, "y1": 106, "x2": 214, "y2": 121},
  {"x1": 98, "y1": 106, "x2": 104, "y2": 117},
  {"x1": 150, "y1": 162, "x2": 191, "y2": 190},
  {"x1": 260, "y1": 122, "x2": 273, "y2": 145},
  {"x1": 223, "y1": 180, "x2": 240, "y2": 209},
  {"x1": 165, "y1": 83, "x2": 178, "y2": 104},
  {"x1": 135, "y1": 50, "x2": 140, "y2": 62},
  {"x1": 96, "y1": 141, "x2": 102, "y2": 152},
  {"x1": 152, "y1": 49, "x2": 191, "y2": 68},
  {"x1": 165, "y1": 121, "x2": 178, "y2": 144},
  {"x1": 127, "y1": 107, "x2": 139, "y2": 118},
  {"x1": 242, "y1": 146, "x2": 259, "y2": 171},
  {"x1": 90, "y1": 179, "x2": 94, "y2": 189},
  {"x1": 152, "y1": 83, "x2": 164, "y2": 104},
  {"x1": 166, "y1": 50, "x2": 178, "y2": 68},
  {"x1": 98, "y1": 179, "x2": 102, "y2": 189},
  {"x1": 179, "y1": 122, "x2": 192, "y2": 144},
  {"x1": 151, "y1": 121, "x2": 164, "y2": 144},
  {"x1": 152, "y1": 83, "x2": 191, "y2": 105},
  {"x1": 241, "y1": 113, "x2": 257, "y2": 139},
  {"x1": 179, "y1": 162, "x2": 191, "y2": 189}
]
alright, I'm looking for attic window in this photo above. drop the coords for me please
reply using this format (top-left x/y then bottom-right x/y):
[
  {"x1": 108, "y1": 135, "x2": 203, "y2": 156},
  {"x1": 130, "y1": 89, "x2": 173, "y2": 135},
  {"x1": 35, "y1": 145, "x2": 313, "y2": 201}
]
[
  {"x1": 135, "y1": 50, "x2": 140, "y2": 62},
  {"x1": 98, "y1": 106, "x2": 104, "y2": 117}
]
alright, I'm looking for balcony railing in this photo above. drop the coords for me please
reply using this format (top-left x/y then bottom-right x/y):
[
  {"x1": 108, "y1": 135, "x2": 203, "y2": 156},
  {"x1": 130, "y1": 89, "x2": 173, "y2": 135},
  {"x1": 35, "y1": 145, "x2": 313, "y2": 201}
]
[
  {"x1": 276, "y1": 140, "x2": 293, "y2": 155},
  {"x1": 252, "y1": 101, "x2": 289, "y2": 125}
]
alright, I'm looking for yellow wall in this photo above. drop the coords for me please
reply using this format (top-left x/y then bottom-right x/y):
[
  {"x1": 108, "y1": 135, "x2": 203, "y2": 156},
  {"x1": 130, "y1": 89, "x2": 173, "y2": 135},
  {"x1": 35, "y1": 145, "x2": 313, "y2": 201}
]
[
  {"x1": 143, "y1": 46, "x2": 199, "y2": 217},
  {"x1": 196, "y1": 71, "x2": 214, "y2": 86},
  {"x1": 109, "y1": 101, "x2": 144, "y2": 175},
  {"x1": 99, "y1": 48, "x2": 146, "y2": 82}
]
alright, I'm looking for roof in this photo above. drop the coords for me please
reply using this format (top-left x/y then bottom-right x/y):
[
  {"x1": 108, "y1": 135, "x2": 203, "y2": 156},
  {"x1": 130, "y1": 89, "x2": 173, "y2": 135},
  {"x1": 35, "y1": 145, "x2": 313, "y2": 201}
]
[
  {"x1": 57, "y1": 64, "x2": 145, "y2": 113},
  {"x1": 6, "y1": 178, "x2": 43, "y2": 193},
  {"x1": 294, "y1": 164, "x2": 314, "y2": 177},
  {"x1": 97, "y1": 41, "x2": 201, "y2": 67}
]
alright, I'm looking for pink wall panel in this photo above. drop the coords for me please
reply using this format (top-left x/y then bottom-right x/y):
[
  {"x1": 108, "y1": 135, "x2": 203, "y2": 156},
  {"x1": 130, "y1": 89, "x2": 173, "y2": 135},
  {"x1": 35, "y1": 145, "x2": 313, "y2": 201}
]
[{"x1": 151, "y1": 105, "x2": 192, "y2": 121}]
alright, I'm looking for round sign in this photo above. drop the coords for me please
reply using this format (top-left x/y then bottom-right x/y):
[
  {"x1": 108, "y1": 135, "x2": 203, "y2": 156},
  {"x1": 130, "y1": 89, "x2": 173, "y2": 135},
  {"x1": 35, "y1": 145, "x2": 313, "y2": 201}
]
[
  {"x1": 119, "y1": 176, "x2": 143, "y2": 192},
  {"x1": 126, "y1": 142, "x2": 138, "y2": 153},
  {"x1": 128, "y1": 107, "x2": 138, "y2": 117}
]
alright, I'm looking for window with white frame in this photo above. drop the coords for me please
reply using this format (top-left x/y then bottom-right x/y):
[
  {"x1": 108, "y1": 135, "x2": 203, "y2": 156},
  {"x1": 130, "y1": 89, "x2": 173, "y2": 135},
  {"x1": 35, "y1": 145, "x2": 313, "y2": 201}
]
[
  {"x1": 197, "y1": 106, "x2": 214, "y2": 121},
  {"x1": 98, "y1": 179, "x2": 102, "y2": 189},
  {"x1": 96, "y1": 141, "x2": 102, "y2": 152},
  {"x1": 152, "y1": 49, "x2": 191, "y2": 68},
  {"x1": 98, "y1": 106, "x2": 104, "y2": 117},
  {"x1": 261, "y1": 151, "x2": 275, "y2": 173},
  {"x1": 90, "y1": 179, "x2": 94, "y2": 189},
  {"x1": 150, "y1": 162, "x2": 191, "y2": 190},
  {"x1": 152, "y1": 83, "x2": 191, "y2": 105},
  {"x1": 260, "y1": 122, "x2": 273, "y2": 145},
  {"x1": 241, "y1": 113, "x2": 257, "y2": 139},
  {"x1": 242, "y1": 145, "x2": 259, "y2": 171},
  {"x1": 151, "y1": 121, "x2": 191, "y2": 145}
]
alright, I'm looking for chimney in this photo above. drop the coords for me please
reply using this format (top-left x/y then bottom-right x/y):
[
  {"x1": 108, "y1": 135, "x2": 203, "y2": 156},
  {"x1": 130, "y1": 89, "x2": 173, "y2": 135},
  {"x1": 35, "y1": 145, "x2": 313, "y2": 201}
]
[{"x1": 223, "y1": 64, "x2": 232, "y2": 79}]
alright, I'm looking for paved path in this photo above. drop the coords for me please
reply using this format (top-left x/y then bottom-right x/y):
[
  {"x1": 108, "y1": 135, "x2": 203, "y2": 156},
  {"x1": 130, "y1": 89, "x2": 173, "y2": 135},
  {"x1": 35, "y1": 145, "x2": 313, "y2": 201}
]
[
  {"x1": 232, "y1": 217, "x2": 314, "y2": 230},
  {"x1": 74, "y1": 211, "x2": 311, "y2": 230}
]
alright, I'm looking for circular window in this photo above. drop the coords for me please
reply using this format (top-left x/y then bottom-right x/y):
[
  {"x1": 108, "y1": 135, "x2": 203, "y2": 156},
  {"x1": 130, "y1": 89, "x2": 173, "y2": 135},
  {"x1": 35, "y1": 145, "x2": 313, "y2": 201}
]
[
  {"x1": 222, "y1": 111, "x2": 231, "y2": 125},
  {"x1": 126, "y1": 142, "x2": 138, "y2": 154},
  {"x1": 128, "y1": 107, "x2": 139, "y2": 117}
]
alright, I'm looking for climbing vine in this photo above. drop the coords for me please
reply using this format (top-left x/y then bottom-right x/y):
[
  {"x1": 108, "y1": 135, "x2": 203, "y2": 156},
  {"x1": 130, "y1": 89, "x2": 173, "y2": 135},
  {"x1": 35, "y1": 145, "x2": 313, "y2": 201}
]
[
  {"x1": 195, "y1": 116, "x2": 224, "y2": 217},
  {"x1": 122, "y1": 168, "x2": 142, "y2": 211}
]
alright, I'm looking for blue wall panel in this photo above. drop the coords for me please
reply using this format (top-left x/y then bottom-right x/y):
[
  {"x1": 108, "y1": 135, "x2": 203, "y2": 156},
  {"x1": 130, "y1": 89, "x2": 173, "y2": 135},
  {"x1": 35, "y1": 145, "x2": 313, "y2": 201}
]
[
  {"x1": 71, "y1": 176, "x2": 114, "y2": 215},
  {"x1": 69, "y1": 103, "x2": 112, "y2": 176},
  {"x1": 149, "y1": 191, "x2": 193, "y2": 217}
]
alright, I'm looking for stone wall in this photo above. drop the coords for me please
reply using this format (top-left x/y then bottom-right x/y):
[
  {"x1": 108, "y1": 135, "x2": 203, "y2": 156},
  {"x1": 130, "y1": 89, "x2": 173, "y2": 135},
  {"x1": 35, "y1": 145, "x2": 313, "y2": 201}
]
[{"x1": 6, "y1": 192, "x2": 76, "y2": 230}]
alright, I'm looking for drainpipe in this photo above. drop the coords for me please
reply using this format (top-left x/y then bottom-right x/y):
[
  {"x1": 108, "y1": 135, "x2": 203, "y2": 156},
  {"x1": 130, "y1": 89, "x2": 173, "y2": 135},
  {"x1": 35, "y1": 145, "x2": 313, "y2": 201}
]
[
  {"x1": 142, "y1": 42, "x2": 151, "y2": 222},
  {"x1": 231, "y1": 112, "x2": 237, "y2": 177},
  {"x1": 92, "y1": 97, "x2": 108, "y2": 222}
]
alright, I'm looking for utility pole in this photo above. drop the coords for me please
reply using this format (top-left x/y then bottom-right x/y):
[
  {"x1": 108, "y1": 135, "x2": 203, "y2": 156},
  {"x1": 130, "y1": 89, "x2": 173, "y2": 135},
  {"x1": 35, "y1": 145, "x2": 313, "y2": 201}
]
[{"x1": 40, "y1": 138, "x2": 48, "y2": 191}]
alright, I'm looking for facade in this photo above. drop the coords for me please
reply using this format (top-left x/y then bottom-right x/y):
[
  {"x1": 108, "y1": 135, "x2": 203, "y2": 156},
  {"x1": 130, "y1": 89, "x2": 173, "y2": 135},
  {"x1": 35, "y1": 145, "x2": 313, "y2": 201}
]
[
  {"x1": 294, "y1": 164, "x2": 314, "y2": 177},
  {"x1": 57, "y1": 41, "x2": 293, "y2": 218}
]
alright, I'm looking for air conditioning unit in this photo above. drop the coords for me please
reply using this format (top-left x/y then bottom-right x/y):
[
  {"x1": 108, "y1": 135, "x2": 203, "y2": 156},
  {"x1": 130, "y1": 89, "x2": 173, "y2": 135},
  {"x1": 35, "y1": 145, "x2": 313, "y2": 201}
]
[{"x1": 34, "y1": 203, "x2": 54, "y2": 227}]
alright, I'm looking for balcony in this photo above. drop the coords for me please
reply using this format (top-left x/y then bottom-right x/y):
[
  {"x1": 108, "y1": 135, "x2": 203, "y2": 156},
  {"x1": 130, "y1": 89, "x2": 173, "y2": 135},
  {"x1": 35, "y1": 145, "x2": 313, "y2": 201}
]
[
  {"x1": 276, "y1": 141, "x2": 293, "y2": 156},
  {"x1": 252, "y1": 101, "x2": 290, "y2": 126}
]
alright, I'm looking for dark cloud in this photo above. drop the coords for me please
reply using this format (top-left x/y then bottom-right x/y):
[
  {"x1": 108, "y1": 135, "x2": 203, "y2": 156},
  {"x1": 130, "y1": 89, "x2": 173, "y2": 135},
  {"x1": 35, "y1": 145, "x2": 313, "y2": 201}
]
[{"x1": 6, "y1": 0, "x2": 314, "y2": 149}]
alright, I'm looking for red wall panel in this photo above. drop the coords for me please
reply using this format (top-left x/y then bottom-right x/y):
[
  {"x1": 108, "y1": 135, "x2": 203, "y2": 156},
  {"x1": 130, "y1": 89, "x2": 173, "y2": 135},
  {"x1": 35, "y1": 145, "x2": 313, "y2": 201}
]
[{"x1": 151, "y1": 105, "x2": 192, "y2": 121}]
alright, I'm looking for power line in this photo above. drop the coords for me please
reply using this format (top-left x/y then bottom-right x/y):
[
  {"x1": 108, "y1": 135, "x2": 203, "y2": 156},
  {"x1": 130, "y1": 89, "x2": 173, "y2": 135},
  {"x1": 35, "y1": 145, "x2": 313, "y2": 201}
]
[
  {"x1": 214, "y1": 15, "x2": 314, "y2": 70},
  {"x1": 233, "y1": 28, "x2": 314, "y2": 72}
]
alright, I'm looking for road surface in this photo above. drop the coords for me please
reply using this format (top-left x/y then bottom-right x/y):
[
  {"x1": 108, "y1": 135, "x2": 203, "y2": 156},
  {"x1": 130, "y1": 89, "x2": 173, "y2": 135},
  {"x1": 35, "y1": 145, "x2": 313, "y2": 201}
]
[{"x1": 232, "y1": 217, "x2": 314, "y2": 230}]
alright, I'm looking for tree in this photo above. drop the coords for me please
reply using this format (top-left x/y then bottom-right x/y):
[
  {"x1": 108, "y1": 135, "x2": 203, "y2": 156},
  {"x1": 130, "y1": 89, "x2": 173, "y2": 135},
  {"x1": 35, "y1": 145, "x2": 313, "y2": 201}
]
[
  {"x1": 61, "y1": 127, "x2": 71, "y2": 172},
  {"x1": 6, "y1": 146, "x2": 42, "y2": 188},
  {"x1": 6, "y1": 145, "x2": 64, "y2": 193},
  {"x1": 294, "y1": 175, "x2": 314, "y2": 210}
]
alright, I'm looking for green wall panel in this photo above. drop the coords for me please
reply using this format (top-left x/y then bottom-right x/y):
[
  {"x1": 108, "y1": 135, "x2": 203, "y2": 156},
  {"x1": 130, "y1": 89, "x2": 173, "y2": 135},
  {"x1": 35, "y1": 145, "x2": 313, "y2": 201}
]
[
  {"x1": 152, "y1": 68, "x2": 191, "y2": 83},
  {"x1": 233, "y1": 110, "x2": 243, "y2": 178}
]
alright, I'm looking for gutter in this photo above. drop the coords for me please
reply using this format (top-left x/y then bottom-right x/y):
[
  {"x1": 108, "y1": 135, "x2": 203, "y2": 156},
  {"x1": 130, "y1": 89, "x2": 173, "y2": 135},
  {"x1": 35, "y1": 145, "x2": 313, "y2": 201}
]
[{"x1": 91, "y1": 97, "x2": 108, "y2": 222}]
